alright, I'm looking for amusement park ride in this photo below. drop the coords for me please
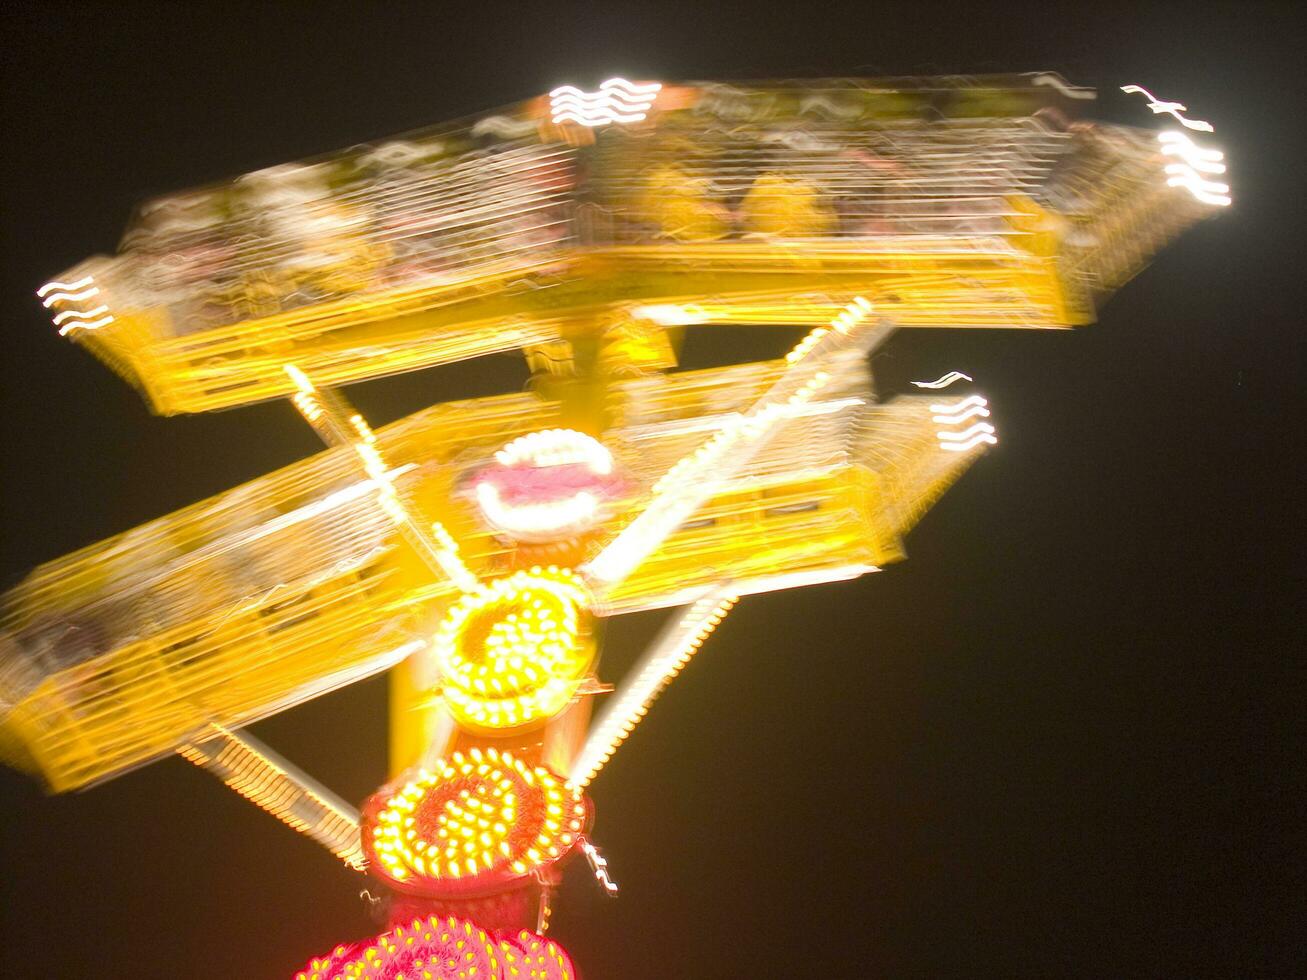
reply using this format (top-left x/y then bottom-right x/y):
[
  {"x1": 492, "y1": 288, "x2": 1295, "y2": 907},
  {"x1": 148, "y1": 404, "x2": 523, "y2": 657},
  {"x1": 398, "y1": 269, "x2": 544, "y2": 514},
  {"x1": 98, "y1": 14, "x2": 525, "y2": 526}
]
[{"x1": 1, "y1": 74, "x2": 1228, "y2": 977}]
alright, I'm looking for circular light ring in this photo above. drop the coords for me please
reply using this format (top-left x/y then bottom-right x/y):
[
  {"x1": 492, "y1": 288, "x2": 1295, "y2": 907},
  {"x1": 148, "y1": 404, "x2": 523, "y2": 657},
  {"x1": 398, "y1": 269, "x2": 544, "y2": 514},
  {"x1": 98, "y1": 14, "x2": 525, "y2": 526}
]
[
  {"x1": 364, "y1": 748, "x2": 590, "y2": 897},
  {"x1": 294, "y1": 915, "x2": 576, "y2": 980},
  {"x1": 473, "y1": 429, "x2": 621, "y2": 542},
  {"x1": 434, "y1": 567, "x2": 593, "y2": 732}
]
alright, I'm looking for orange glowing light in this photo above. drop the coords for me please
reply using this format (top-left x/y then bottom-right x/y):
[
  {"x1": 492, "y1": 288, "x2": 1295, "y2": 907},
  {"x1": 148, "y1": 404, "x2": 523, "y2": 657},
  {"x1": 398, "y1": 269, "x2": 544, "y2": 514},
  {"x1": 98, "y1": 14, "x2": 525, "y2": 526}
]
[
  {"x1": 432, "y1": 567, "x2": 593, "y2": 731},
  {"x1": 364, "y1": 748, "x2": 588, "y2": 895}
]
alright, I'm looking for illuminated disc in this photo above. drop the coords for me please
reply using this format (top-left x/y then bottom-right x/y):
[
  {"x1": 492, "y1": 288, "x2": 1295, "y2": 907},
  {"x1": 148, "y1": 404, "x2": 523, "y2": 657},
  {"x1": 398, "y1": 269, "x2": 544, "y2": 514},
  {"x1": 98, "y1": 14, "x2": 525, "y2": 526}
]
[
  {"x1": 294, "y1": 915, "x2": 577, "y2": 980},
  {"x1": 473, "y1": 429, "x2": 621, "y2": 542},
  {"x1": 294, "y1": 915, "x2": 502, "y2": 980},
  {"x1": 364, "y1": 748, "x2": 589, "y2": 897},
  {"x1": 434, "y1": 567, "x2": 592, "y2": 731}
]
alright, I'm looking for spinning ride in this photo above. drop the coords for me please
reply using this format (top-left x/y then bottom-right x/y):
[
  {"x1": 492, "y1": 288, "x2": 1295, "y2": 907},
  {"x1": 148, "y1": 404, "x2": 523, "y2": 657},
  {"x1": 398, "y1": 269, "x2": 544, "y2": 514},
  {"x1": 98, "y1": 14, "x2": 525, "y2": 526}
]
[{"x1": 2, "y1": 74, "x2": 1228, "y2": 977}]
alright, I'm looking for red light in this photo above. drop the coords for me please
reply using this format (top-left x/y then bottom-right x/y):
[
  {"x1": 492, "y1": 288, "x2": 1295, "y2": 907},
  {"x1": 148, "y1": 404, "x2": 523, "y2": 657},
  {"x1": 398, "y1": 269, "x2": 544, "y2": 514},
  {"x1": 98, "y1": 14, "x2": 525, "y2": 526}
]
[{"x1": 294, "y1": 914, "x2": 575, "y2": 979}]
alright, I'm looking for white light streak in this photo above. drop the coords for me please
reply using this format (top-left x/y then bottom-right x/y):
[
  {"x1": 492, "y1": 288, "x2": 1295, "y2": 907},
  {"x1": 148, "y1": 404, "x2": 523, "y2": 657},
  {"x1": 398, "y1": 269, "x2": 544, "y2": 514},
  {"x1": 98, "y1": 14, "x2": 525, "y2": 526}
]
[
  {"x1": 1158, "y1": 131, "x2": 1226, "y2": 174},
  {"x1": 631, "y1": 304, "x2": 709, "y2": 326},
  {"x1": 550, "y1": 78, "x2": 661, "y2": 127},
  {"x1": 580, "y1": 838, "x2": 619, "y2": 896},
  {"x1": 1121, "y1": 84, "x2": 1214, "y2": 132},
  {"x1": 936, "y1": 422, "x2": 997, "y2": 443},
  {"x1": 570, "y1": 590, "x2": 737, "y2": 788},
  {"x1": 911, "y1": 371, "x2": 973, "y2": 389},
  {"x1": 57, "y1": 314, "x2": 114, "y2": 336},
  {"x1": 239, "y1": 464, "x2": 416, "y2": 548},
  {"x1": 939, "y1": 432, "x2": 999, "y2": 452},
  {"x1": 933, "y1": 395, "x2": 998, "y2": 453},
  {"x1": 37, "y1": 276, "x2": 94, "y2": 297},
  {"x1": 52, "y1": 305, "x2": 110, "y2": 327},
  {"x1": 737, "y1": 564, "x2": 878, "y2": 595},
  {"x1": 284, "y1": 363, "x2": 315, "y2": 394},
  {"x1": 476, "y1": 482, "x2": 600, "y2": 538},
  {"x1": 932, "y1": 404, "x2": 991, "y2": 425},
  {"x1": 180, "y1": 725, "x2": 365, "y2": 869},
  {"x1": 1164, "y1": 165, "x2": 1232, "y2": 207},
  {"x1": 930, "y1": 395, "x2": 987, "y2": 414},
  {"x1": 282, "y1": 364, "x2": 479, "y2": 593},
  {"x1": 495, "y1": 428, "x2": 612, "y2": 474},
  {"x1": 584, "y1": 299, "x2": 883, "y2": 588},
  {"x1": 469, "y1": 115, "x2": 539, "y2": 139},
  {"x1": 595, "y1": 562, "x2": 878, "y2": 616},
  {"x1": 1029, "y1": 73, "x2": 1097, "y2": 99},
  {"x1": 41, "y1": 286, "x2": 99, "y2": 308}
]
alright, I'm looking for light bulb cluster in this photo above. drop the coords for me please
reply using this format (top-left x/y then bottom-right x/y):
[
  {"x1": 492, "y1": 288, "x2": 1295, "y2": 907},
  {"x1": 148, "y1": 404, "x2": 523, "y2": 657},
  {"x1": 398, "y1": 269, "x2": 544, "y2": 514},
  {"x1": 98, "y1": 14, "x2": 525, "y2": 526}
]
[
  {"x1": 476, "y1": 429, "x2": 618, "y2": 541},
  {"x1": 294, "y1": 914, "x2": 576, "y2": 980},
  {"x1": 433, "y1": 567, "x2": 592, "y2": 730},
  {"x1": 570, "y1": 592, "x2": 737, "y2": 789},
  {"x1": 932, "y1": 396, "x2": 998, "y2": 452},
  {"x1": 494, "y1": 429, "x2": 612, "y2": 474},
  {"x1": 366, "y1": 748, "x2": 587, "y2": 894},
  {"x1": 784, "y1": 296, "x2": 872, "y2": 365}
]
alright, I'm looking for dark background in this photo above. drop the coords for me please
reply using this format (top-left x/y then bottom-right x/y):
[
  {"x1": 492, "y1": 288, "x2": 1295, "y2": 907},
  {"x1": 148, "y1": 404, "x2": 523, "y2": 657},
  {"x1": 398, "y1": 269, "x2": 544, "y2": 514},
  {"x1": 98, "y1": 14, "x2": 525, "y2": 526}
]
[{"x1": 1, "y1": 2, "x2": 1302, "y2": 977}]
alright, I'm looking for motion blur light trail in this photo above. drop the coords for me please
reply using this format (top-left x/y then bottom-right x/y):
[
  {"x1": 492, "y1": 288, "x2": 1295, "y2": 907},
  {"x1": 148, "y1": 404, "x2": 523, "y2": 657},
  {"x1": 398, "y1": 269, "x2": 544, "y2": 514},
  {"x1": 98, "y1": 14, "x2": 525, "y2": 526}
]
[{"x1": 0, "y1": 73, "x2": 1228, "y2": 976}]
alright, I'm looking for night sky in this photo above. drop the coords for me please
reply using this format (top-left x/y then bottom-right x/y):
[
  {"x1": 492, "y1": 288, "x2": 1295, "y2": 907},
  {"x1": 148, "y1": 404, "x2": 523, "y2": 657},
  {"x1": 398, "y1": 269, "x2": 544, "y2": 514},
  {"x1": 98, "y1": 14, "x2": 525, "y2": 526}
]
[{"x1": 1, "y1": 3, "x2": 1301, "y2": 977}]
